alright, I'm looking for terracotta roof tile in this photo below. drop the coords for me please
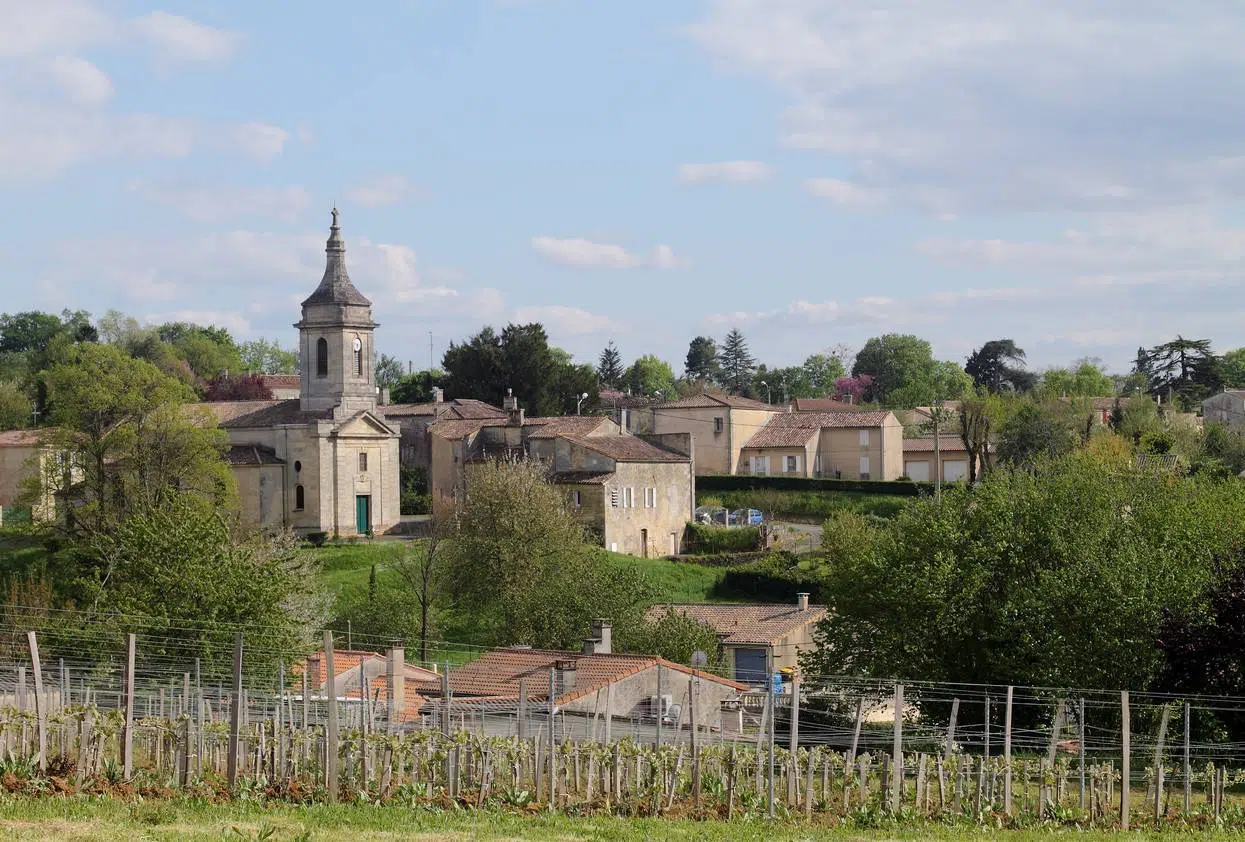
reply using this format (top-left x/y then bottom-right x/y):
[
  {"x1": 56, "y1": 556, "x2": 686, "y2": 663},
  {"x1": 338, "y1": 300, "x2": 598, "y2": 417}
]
[
  {"x1": 384, "y1": 399, "x2": 507, "y2": 420},
  {"x1": 191, "y1": 399, "x2": 332, "y2": 428},
  {"x1": 903, "y1": 436, "x2": 968, "y2": 453},
  {"x1": 742, "y1": 411, "x2": 893, "y2": 449},
  {"x1": 224, "y1": 444, "x2": 286, "y2": 466},
  {"x1": 523, "y1": 416, "x2": 613, "y2": 439},
  {"x1": 792, "y1": 397, "x2": 861, "y2": 412},
  {"x1": 561, "y1": 434, "x2": 689, "y2": 463},
  {"x1": 549, "y1": 470, "x2": 614, "y2": 484},
  {"x1": 258, "y1": 375, "x2": 301, "y2": 389},
  {"x1": 645, "y1": 603, "x2": 829, "y2": 646},
  {"x1": 0, "y1": 430, "x2": 44, "y2": 447},
  {"x1": 655, "y1": 394, "x2": 774, "y2": 411},
  {"x1": 428, "y1": 418, "x2": 509, "y2": 440},
  {"x1": 413, "y1": 648, "x2": 747, "y2": 706}
]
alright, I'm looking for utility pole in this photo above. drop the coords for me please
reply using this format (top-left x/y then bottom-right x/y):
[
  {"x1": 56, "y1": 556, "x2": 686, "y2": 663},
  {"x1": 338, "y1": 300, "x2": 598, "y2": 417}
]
[{"x1": 429, "y1": 331, "x2": 434, "y2": 372}]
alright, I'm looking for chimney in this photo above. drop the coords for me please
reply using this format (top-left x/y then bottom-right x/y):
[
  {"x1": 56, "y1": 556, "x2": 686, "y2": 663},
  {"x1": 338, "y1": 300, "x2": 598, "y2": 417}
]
[
  {"x1": 592, "y1": 619, "x2": 612, "y2": 654},
  {"x1": 555, "y1": 658, "x2": 577, "y2": 695},
  {"x1": 380, "y1": 387, "x2": 390, "y2": 405},
  {"x1": 432, "y1": 386, "x2": 444, "y2": 404},
  {"x1": 502, "y1": 388, "x2": 518, "y2": 411},
  {"x1": 307, "y1": 655, "x2": 322, "y2": 688},
  {"x1": 796, "y1": 592, "x2": 810, "y2": 612}
]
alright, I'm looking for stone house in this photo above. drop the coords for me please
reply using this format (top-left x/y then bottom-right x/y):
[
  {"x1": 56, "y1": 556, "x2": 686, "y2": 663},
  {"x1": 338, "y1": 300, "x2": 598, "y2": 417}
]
[
  {"x1": 640, "y1": 394, "x2": 778, "y2": 476},
  {"x1": 737, "y1": 410, "x2": 903, "y2": 480},
  {"x1": 195, "y1": 209, "x2": 401, "y2": 536},
  {"x1": 902, "y1": 436, "x2": 977, "y2": 483},
  {"x1": 428, "y1": 401, "x2": 695, "y2": 556},
  {"x1": 257, "y1": 375, "x2": 302, "y2": 400},
  {"x1": 645, "y1": 595, "x2": 828, "y2": 686},
  {"x1": 1203, "y1": 390, "x2": 1245, "y2": 426},
  {"x1": 383, "y1": 391, "x2": 507, "y2": 473},
  {"x1": 0, "y1": 431, "x2": 59, "y2": 525},
  {"x1": 415, "y1": 630, "x2": 748, "y2": 735}
]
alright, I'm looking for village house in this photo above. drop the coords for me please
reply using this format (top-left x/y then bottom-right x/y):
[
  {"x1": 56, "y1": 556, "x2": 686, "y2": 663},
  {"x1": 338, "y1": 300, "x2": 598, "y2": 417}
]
[
  {"x1": 637, "y1": 394, "x2": 779, "y2": 476},
  {"x1": 902, "y1": 436, "x2": 977, "y2": 483},
  {"x1": 428, "y1": 396, "x2": 695, "y2": 556},
  {"x1": 1203, "y1": 390, "x2": 1245, "y2": 426},
  {"x1": 736, "y1": 410, "x2": 903, "y2": 480},
  {"x1": 0, "y1": 431, "x2": 60, "y2": 526},
  {"x1": 382, "y1": 390, "x2": 508, "y2": 473},
  {"x1": 413, "y1": 624, "x2": 749, "y2": 736},
  {"x1": 256, "y1": 375, "x2": 302, "y2": 400},
  {"x1": 645, "y1": 595, "x2": 828, "y2": 685},
  {"x1": 195, "y1": 210, "x2": 401, "y2": 536},
  {"x1": 297, "y1": 647, "x2": 440, "y2": 727}
]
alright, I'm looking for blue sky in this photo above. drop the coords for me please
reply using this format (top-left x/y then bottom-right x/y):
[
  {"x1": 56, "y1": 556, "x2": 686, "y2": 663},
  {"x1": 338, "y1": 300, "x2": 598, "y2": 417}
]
[{"x1": 4, "y1": 1, "x2": 1245, "y2": 376}]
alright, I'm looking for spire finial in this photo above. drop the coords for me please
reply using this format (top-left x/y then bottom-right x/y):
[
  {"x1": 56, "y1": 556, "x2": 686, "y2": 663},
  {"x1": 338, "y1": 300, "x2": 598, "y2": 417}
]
[{"x1": 331, "y1": 206, "x2": 340, "y2": 229}]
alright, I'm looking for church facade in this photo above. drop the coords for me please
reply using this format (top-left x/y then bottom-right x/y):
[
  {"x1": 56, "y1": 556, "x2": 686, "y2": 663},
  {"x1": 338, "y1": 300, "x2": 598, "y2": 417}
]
[{"x1": 201, "y1": 210, "x2": 401, "y2": 536}]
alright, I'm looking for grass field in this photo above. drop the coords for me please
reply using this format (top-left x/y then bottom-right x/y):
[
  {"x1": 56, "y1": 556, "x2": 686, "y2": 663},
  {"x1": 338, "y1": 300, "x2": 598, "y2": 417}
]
[{"x1": 0, "y1": 797, "x2": 1228, "y2": 842}]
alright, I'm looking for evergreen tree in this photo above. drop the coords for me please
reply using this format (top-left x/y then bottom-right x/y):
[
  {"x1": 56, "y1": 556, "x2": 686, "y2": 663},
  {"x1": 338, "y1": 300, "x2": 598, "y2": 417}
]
[
  {"x1": 719, "y1": 328, "x2": 756, "y2": 396},
  {"x1": 596, "y1": 341, "x2": 624, "y2": 388},
  {"x1": 684, "y1": 336, "x2": 720, "y2": 383}
]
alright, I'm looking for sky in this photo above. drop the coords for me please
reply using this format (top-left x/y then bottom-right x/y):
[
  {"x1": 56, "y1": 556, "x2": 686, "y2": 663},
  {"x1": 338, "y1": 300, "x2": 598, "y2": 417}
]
[{"x1": 3, "y1": 0, "x2": 1245, "y2": 376}]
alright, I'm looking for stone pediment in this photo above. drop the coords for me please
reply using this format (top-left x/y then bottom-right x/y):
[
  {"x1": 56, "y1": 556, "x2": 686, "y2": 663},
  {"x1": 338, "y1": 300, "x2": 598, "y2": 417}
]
[{"x1": 330, "y1": 411, "x2": 398, "y2": 438}]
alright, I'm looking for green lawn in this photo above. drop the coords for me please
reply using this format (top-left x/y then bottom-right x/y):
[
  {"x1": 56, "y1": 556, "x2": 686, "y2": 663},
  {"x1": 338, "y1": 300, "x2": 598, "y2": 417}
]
[
  {"x1": 312, "y1": 540, "x2": 408, "y2": 595},
  {"x1": 600, "y1": 549, "x2": 727, "y2": 603},
  {"x1": 0, "y1": 797, "x2": 1231, "y2": 841}
]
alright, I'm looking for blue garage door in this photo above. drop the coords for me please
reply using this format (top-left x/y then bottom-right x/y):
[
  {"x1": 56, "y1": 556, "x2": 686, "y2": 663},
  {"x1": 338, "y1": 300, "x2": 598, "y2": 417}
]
[{"x1": 734, "y1": 648, "x2": 769, "y2": 685}]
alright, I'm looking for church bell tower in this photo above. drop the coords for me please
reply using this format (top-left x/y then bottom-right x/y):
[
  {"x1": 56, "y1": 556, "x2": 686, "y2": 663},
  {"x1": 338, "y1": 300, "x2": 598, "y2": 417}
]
[{"x1": 297, "y1": 208, "x2": 378, "y2": 414}]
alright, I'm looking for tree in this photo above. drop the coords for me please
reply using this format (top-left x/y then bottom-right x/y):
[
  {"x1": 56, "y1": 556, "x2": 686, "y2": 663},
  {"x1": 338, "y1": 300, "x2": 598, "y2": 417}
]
[
  {"x1": 965, "y1": 339, "x2": 1035, "y2": 393},
  {"x1": 802, "y1": 452, "x2": 1243, "y2": 719},
  {"x1": 0, "y1": 312, "x2": 68, "y2": 355},
  {"x1": 38, "y1": 343, "x2": 232, "y2": 535},
  {"x1": 444, "y1": 459, "x2": 652, "y2": 648},
  {"x1": 1220, "y1": 348, "x2": 1245, "y2": 389},
  {"x1": 0, "y1": 381, "x2": 31, "y2": 430},
  {"x1": 684, "y1": 336, "x2": 720, "y2": 383},
  {"x1": 81, "y1": 492, "x2": 323, "y2": 674},
  {"x1": 624, "y1": 355, "x2": 677, "y2": 398},
  {"x1": 851, "y1": 334, "x2": 937, "y2": 405},
  {"x1": 834, "y1": 374, "x2": 873, "y2": 404},
  {"x1": 597, "y1": 342, "x2": 624, "y2": 389},
  {"x1": 802, "y1": 353, "x2": 845, "y2": 396},
  {"x1": 202, "y1": 373, "x2": 275, "y2": 402},
  {"x1": 239, "y1": 338, "x2": 298, "y2": 374},
  {"x1": 718, "y1": 329, "x2": 756, "y2": 396},
  {"x1": 391, "y1": 369, "x2": 446, "y2": 404},
  {"x1": 996, "y1": 400, "x2": 1080, "y2": 467},
  {"x1": 958, "y1": 389, "x2": 1009, "y2": 483},
  {"x1": 1139, "y1": 336, "x2": 1221, "y2": 408},
  {"x1": 156, "y1": 322, "x2": 243, "y2": 382},
  {"x1": 374, "y1": 353, "x2": 405, "y2": 391},
  {"x1": 1040, "y1": 359, "x2": 1115, "y2": 398},
  {"x1": 618, "y1": 609, "x2": 727, "y2": 673},
  {"x1": 97, "y1": 310, "x2": 145, "y2": 347}
]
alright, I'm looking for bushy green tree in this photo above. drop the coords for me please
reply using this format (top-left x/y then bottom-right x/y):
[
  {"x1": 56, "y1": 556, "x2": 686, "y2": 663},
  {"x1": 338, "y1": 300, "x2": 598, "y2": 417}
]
[
  {"x1": 374, "y1": 353, "x2": 405, "y2": 390},
  {"x1": 618, "y1": 608, "x2": 727, "y2": 674},
  {"x1": 624, "y1": 355, "x2": 677, "y2": 398},
  {"x1": 391, "y1": 369, "x2": 446, "y2": 404},
  {"x1": 996, "y1": 400, "x2": 1081, "y2": 467},
  {"x1": 239, "y1": 338, "x2": 298, "y2": 374},
  {"x1": 684, "y1": 336, "x2": 720, "y2": 383},
  {"x1": 1040, "y1": 359, "x2": 1114, "y2": 398},
  {"x1": 0, "y1": 381, "x2": 31, "y2": 430},
  {"x1": 852, "y1": 334, "x2": 938, "y2": 405},
  {"x1": 965, "y1": 339, "x2": 1036, "y2": 393}
]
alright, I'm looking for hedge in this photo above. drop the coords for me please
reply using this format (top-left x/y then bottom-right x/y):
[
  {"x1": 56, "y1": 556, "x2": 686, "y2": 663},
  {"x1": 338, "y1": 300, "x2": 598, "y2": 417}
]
[
  {"x1": 697, "y1": 474, "x2": 932, "y2": 496},
  {"x1": 684, "y1": 523, "x2": 763, "y2": 554}
]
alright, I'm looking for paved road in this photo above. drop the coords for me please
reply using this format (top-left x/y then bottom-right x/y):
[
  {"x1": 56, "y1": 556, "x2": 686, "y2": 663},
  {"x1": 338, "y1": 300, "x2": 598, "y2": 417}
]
[{"x1": 768, "y1": 520, "x2": 823, "y2": 553}]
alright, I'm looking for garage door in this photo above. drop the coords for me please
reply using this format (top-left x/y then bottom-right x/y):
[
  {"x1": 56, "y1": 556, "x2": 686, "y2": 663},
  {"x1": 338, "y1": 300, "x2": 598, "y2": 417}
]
[
  {"x1": 905, "y1": 460, "x2": 930, "y2": 482},
  {"x1": 734, "y1": 648, "x2": 769, "y2": 686},
  {"x1": 943, "y1": 460, "x2": 968, "y2": 482}
]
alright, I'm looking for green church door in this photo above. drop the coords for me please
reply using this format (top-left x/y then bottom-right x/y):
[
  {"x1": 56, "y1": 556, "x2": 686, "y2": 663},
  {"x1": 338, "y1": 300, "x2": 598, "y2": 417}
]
[{"x1": 355, "y1": 495, "x2": 371, "y2": 534}]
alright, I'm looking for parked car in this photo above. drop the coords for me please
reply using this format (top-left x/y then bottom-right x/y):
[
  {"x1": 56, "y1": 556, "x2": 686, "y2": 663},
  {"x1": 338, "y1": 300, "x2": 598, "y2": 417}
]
[{"x1": 730, "y1": 508, "x2": 764, "y2": 526}]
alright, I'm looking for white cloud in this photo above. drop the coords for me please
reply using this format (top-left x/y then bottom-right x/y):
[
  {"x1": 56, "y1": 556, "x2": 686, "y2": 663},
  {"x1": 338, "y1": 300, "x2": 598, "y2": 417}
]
[
  {"x1": 131, "y1": 11, "x2": 242, "y2": 64},
  {"x1": 678, "y1": 160, "x2": 772, "y2": 185},
  {"x1": 128, "y1": 182, "x2": 314, "y2": 222},
  {"x1": 223, "y1": 122, "x2": 288, "y2": 162},
  {"x1": 346, "y1": 174, "x2": 419, "y2": 208},
  {"x1": 0, "y1": 0, "x2": 118, "y2": 58},
  {"x1": 689, "y1": 1, "x2": 1245, "y2": 213},
  {"x1": 44, "y1": 55, "x2": 113, "y2": 105},
  {"x1": 805, "y1": 177, "x2": 888, "y2": 210},
  {"x1": 531, "y1": 237, "x2": 689, "y2": 269},
  {"x1": 512, "y1": 305, "x2": 621, "y2": 336}
]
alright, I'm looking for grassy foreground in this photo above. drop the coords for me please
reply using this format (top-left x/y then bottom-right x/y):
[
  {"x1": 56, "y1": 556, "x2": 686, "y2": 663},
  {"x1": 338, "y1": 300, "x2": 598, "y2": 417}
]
[{"x1": 0, "y1": 797, "x2": 1227, "y2": 842}]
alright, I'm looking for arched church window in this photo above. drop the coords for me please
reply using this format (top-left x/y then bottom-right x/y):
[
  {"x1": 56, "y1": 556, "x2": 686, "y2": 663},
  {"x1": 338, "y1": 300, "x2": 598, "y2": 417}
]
[
  {"x1": 316, "y1": 338, "x2": 328, "y2": 377},
  {"x1": 295, "y1": 484, "x2": 305, "y2": 511}
]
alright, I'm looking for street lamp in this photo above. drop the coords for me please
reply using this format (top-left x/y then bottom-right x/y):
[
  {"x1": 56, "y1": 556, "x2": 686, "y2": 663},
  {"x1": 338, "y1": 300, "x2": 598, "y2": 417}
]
[
  {"x1": 760, "y1": 380, "x2": 771, "y2": 404},
  {"x1": 576, "y1": 392, "x2": 589, "y2": 415}
]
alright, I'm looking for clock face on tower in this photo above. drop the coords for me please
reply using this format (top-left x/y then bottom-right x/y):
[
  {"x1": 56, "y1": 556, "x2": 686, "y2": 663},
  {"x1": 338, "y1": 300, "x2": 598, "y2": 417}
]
[{"x1": 353, "y1": 337, "x2": 362, "y2": 352}]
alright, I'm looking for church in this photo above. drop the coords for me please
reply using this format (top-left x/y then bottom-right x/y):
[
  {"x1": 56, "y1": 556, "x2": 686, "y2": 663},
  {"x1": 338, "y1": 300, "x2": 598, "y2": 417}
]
[{"x1": 200, "y1": 210, "x2": 401, "y2": 536}]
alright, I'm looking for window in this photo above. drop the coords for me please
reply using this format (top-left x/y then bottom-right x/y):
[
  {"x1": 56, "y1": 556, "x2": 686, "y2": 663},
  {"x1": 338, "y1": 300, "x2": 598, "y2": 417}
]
[
  {"x1": 858, "y1": 429, "x2": 870, "y2": 447},
  {"x1": 358, "y1": 452, "x2": 368, "y2": 472},
  {"x1": 785, "y1": 454, "x2": 800, "y2": 473},
  {"x1": 752, "y1": 456, "x2": 770, "y2": 476},
  {"x1": 623, "y1": 487, "x2": 634, "y2": 508},
  {"x1": 713, "y1": 416, "x2": 724, "y2": 434},
  {"x1": 644, "y1": 487, "x2": 656, "y2": 508},
  {"x1": 293, "y1": 460, "x2": 302, "y2": 474},
  {"x1": 571, "y1": 490, "x2": 582, "y2": 508},
  {"x1": 859, "y1": 455, "x2": 870, "y2": 480},
  {"x1": 294, "y1": 485, "x2": 305, "y2": 511},
  {"x1": 609, "y1": 486, "x2": 620, "y2": 508},
  {"x1": 316, "y1": 338, "x2": 328, "y2": 377}
]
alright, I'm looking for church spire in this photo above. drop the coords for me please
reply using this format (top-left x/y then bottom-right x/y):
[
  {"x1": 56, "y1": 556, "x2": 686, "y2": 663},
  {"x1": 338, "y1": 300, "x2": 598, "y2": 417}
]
[{"x1": 301, "y1": 207, "x2": 371, "y2": 307}]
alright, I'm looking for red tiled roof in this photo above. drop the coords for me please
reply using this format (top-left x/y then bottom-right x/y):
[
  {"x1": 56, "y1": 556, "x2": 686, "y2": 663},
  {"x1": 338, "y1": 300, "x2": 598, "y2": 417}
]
[
  {"x1": 561, "y1": 434, "x2": 689, "y2": 463},
  {"x1": 385, "y1": 399, "x2": 507, "y2": 420},
  {"x1": 258, "y1": 375, "x2": 301, "y2": 389},
  {"x1": 903, "y1": 436, "x2": 968, "y2": 453},
  {"x1": 414, "y1": 648, "x2": 747, "y2": 706},
  {"x1": 192, "y1": 399, "x2": 332, "y2": 428},
  {"x1": 646, "y1": 603, "x2": 828, "y2": 646},
  {"x1": 739, "y1": 421, "x2": 820, "y2": 449},
  {"x1": 224, "y1": 444, "x2": 285, "y2": 466},
  {"x1": 656, "y1": 394, "x2": 773, "y2": 411},
  {"x1": 0, "y1": 430, "x2": 44, "y2": 447},
  {"x1": 523, "y1": 416, "x2": 613, "y2": 439},
  {"x1": 792, "y1": 397, "x2": 861, "y2": 412},
  {"x1": 742, "y1": 410, "x2": 893, "y2": 449},
  {"x1": 550, "y1": 471, "x2": 614, "y2": 484},
  {"x1": 428, "y1": 418, "x2": 509, "y2": 440}
]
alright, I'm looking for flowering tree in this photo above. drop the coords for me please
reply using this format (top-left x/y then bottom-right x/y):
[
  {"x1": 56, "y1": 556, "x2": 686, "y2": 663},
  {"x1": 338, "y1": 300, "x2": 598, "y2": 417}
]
[{"x1": 833, "y1": 374, "x2": 873, "y2": 403}]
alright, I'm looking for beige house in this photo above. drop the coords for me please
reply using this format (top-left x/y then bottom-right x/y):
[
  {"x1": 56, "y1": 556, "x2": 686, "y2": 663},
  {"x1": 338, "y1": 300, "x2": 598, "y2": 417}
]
[
  {"x1": 737, "y1": 410, "x2": 903, "y2": 481},
  {"x1": 196, "y1": 209, "x2": 400, "y2": 536},
  {"x1": 428, "y1": 399, "x2": 694, "y2": 556},
  {"x1": 640, "y1": 394, "x2": 777, "y2": 476},
  {"x1": 257, "y1": 375, "x2": 302, "y2": 400},
  {"x1": 901, "y1": 436, "x2": 979, "y2": 483},
  {"x1": 0, "y1": 431, "x2": 59, "y2": 525},
  {"x1": 645, "y1": 595, "x2": 828, "y2": 686}
]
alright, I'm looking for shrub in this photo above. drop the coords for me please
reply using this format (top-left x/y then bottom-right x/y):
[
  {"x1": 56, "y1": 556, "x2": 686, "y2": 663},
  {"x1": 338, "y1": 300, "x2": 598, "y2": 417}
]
[
  {"x1": 685, "y1": 523, "x2": 762, "y2": 554},
  {"x1": 714, "y1": 552, "x2": 827, "y2": 603}
]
